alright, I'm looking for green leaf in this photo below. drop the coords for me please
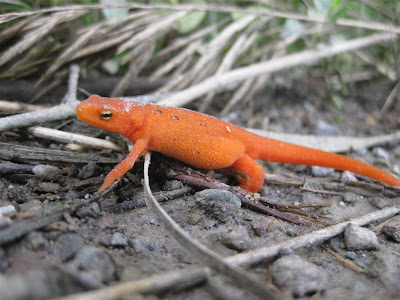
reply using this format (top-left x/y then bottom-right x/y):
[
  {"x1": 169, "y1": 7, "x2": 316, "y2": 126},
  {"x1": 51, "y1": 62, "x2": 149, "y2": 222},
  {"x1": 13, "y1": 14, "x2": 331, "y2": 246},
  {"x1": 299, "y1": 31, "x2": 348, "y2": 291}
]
[
  {"x1": 331, "y1": 95, "x2": 343, "y2": 110},
  {"x1": 176, "y1": 9, "x2": 207, "y2": 34}
]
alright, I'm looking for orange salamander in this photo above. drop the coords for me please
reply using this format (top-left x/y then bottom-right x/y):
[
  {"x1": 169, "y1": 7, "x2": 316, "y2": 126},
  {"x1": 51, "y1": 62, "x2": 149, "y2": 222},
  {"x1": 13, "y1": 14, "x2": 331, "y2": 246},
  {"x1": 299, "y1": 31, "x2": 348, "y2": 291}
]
[{"x1": 76, "y1": 95, "x2": 400, "y2": 193}]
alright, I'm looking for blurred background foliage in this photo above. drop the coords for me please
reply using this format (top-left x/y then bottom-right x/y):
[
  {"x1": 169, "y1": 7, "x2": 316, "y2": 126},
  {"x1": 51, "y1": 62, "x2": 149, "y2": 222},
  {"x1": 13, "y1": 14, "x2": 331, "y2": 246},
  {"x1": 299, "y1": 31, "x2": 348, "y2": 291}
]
[{"x1": 0, "y1": 0, "x2": 399, "y2": 111}]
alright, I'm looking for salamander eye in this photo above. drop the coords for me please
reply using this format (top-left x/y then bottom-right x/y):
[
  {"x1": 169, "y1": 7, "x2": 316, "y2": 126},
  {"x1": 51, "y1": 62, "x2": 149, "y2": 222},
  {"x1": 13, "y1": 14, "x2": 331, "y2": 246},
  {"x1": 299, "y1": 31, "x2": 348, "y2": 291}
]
[{"x1": 100, "y1": 109, "x2": 113, "y2": 120}]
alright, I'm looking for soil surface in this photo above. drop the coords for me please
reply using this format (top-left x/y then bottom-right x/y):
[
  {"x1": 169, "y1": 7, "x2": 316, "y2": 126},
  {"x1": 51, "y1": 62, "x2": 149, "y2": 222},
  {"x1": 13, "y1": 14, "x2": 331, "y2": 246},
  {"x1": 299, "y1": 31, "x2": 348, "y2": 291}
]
[{"x1": 0, "y1": 78, "x2": 400, "y2": 300}]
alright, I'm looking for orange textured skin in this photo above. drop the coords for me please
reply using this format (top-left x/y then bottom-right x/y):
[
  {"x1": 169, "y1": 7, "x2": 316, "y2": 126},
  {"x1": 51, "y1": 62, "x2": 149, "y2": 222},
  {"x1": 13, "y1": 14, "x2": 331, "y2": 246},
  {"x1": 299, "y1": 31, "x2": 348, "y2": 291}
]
[{"x1": 76, "y1": 95, "x2": 400, "y2": 193}]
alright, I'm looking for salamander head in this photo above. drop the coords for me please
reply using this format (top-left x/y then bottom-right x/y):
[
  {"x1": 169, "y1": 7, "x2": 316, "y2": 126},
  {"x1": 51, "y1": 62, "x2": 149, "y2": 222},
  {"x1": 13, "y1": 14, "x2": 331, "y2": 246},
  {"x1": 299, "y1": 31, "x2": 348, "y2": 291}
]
[{"x1": 76, "y1": 95, "x2": 145, "y2": 136}]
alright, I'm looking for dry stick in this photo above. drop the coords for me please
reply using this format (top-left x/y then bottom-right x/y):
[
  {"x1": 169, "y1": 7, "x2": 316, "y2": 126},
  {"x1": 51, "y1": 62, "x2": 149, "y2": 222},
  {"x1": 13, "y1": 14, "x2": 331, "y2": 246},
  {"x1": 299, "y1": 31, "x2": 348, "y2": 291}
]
[
  {"x1": 192, "y1": 15, "x2": 256, "y2": 78},
  {"x1": 36, "y1": 24, "x2": 101, "y2": 87},
  {"x1": 199, "y1": 31, "x2": 258, "y2": 112},
  {"x1": 229, "y1": 206, "x2": 400, "y2": 266},
  {"x1": 64, "y1": 64, "x2": 80, "y2": 104},
  {"x1": 355, "y1": 50, "x2": 397, "y2": 81},
  {"x1": 143, "y1": 152, "x2": 276, "y2": 300},
  {"x1": 150, "y1": 39, "x2": 202, "y2": 80},
  {"x1": 111, "y1": 41, "x2": 155, "y2": 97},
  {"x1": 55, "y1": 267, "x2": 211, "y2": 300},
  {"x1": 0, "y1": 64, "x2": 82, "y2": 132},
  {"x1": 158, "y1": 32, "x2": 398, "y2": 107},
  {"x1": 53, "y1": 206, "x2": 399, "y2": 300},
  {"x1": 28, "y1": 126, "x2": 121, "y2": 151},
  {"x1": 154, "y1": 18, "x2": 228, "y2": 59},
  {"x1": 381, "y1": 80, "x2": 400, "y2": 114},
  {"x1": 0, "y1": 10, "x2": 89, "y2": 68},
  {"x1": 163, "y1": 15, "x2": 255, "y2": 92},
  {"x1": 0, "y1": 100, "x2": 79, "y2": 133},
  {"x1": 118, "y1": 11, "x2": 187, "y2": 58},
  {"x1": 0, "y1": 17, "x2": 59, "y2": 68},
  {"x1": 0, "y1": 100, "x2": 48, "y2": 113}
]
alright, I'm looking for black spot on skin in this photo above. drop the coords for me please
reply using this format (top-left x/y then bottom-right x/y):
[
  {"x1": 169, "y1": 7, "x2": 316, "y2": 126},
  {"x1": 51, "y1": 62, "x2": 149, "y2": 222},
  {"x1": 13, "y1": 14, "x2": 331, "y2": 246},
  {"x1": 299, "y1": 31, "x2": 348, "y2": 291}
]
[
  {"x1": 172, "y1": 115, "x2": 179, "y2": 120},
  {"x1": 173, "y1": 138, "x2": 177, "y2": 142},
  {"x1": 154, "y1": 109, "x2": 163, "y2": 115}
]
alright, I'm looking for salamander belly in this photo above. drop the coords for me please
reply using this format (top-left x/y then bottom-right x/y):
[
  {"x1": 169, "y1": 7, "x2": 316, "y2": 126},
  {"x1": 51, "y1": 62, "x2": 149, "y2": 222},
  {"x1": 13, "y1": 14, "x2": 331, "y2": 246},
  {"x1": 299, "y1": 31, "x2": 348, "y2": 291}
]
[{"x1": 148, "y1": 131, "x2": 245, "y2": 169}]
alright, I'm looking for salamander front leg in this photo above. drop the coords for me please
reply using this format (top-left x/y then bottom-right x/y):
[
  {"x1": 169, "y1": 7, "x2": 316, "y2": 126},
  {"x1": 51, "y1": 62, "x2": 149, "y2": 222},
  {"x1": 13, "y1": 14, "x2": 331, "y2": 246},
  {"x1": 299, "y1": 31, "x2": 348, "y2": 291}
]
[
  {"x1": 232, "y1": 155, "x2": 265, "y2": 193},
  {"x1": 97, "y1": 139, "x2": 147, "y2": 193}
]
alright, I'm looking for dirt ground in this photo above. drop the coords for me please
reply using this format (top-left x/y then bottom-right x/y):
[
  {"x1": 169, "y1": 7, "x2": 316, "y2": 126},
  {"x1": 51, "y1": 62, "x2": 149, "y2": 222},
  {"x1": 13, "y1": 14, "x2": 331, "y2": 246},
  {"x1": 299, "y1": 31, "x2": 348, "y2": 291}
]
[{"x1": 0, "y1": 77, "x2": 400, "y2": 299}]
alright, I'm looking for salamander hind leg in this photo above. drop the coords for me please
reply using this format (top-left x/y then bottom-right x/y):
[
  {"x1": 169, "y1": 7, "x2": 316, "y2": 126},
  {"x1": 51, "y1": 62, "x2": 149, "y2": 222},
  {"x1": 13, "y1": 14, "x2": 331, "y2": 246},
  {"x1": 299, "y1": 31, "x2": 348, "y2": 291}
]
[{"x1": 232, "y1": 155, "x2": 265, "y2": 192}]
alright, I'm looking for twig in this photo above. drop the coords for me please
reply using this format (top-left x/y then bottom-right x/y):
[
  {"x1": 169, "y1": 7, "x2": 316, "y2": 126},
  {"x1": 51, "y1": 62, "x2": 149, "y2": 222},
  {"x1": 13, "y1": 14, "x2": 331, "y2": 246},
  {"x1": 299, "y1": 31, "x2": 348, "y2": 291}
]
[
  {"x1": 0, "y1": 142, "x2": 120, "y2": 164},
  {"x1": 0, "y1": 10, "x2": 89, "y2": 68},
  {"x1": 27, "y1": 126, "x2": 121, "y2": 151},
  {"x1": 355, "y1": 50, "x2": 397, "y2": 81},
  {"x1": 0, "y1": 100, "x2": 79, "y2": 132},
  {"x1": 111, "y1": 41, "x2": 155, "y2": 97},
  {"x1": 118, "y1": 11, "x2": 187, "y2": 57},
  {"x1": 143, "y1": 152, "x2": 276, "y2": 300},
  {"x1": 229, "y1": 206, "x2": 399, "y2": 266},
  {"x1": 381, "y1": 80, "x2": 400, "y2": 114},
  {"x1": 322, "y1": 246, "x2": 368, "y2": 274},
  {"x1": 0, "y1": 100, "x2": 48, "y2": 113},
  {"x1": 64, "y1": 64, "x2": 80, "y2": 103},
  {"x1": 158, "y1": 32, "x2": 398, "y2": 107},
  {"x1": 104, "y1": 186, "x2": 192, "y2": 213},
  {"x1": 55, "y1": 266, "x2": 211, "y2": 300}
]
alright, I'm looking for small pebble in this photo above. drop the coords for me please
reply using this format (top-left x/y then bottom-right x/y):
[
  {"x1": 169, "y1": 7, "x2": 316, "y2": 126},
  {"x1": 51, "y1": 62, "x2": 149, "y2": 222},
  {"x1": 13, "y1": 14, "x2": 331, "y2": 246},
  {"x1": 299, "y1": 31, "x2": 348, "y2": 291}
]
[
  {"x1": 150, "y1": 245, "x2": 166, "y2": 253},
  {"x1": 344, "y1": 223, "x2": 379, "y2": 251},
  {"x1": 311, "y1": 166, "x2": 334, "y2": 177},
  {"x1": 343, "y1": 192, "x2": 360, "y2": 204},
  {"x1": 7, "y1": 185, "x2": 28, "y2": 204},
  {"x1": 19, "y1": 200, "x2": 43, "y2": 213},
  {"x1": 382, "y1": 225, "x2": 400, "y2": 243},
  {"x1": 320, "y1": 261, "x2": 328, "y2": 268},
  {"x1": 149, "y1": 219, "x2": 156, "y2": 225},
  {"x1": 345, "y1": 251, "x2": 357, "y2": 260},
  {"x1": 0, "y1": 205, "x2": 16, "y2": 217},
  {"x1": 341, "y1": 171, "x2": 358, "y2": 184},
  {"x1": 369, "y1": 197, "x2": 389, "y2": 209},
  {"x1": 251, "y1": 218, "x2": 271, "y2": 236},
  {"x1": 279, "y1": 246, "x2": 294, "y2": 256},
  {"x1": 78, "y1": 162, "x2": 102, "y2": 180},
  {"x1": 195, "y1": 189, "x2": 241, "y2": 223},
  {"x1": 163, "y1": 180, "x2": 184, "y2": 191},
  {"x1": 56, "y1": 233, "x2": 84, "y2": 261},
  {"x1": 130, "y1": 236, "x2": 150, "y2": 254},
  {"x1": 373, "y1": 147, "x2": 389, "y2": 160},
  {"x1": 272, "y1": 255, "x2": 328, "y2": 296},
  {"x1": 314, "y1": 120, "x2": 340, "y2": 136},
  {"x1": 393, "y1": 164, "x2": 400, "y2": 176},
  {"x1": 111, "y1": 232, "x2": 129, "y2": 247},
  {"x1": 32, "y1": 165, "x2": 63, "y2": 181},
  {"x1": 24, "y1": 231, "x2": 48, "y2": 251},
  {"x1": 0, "y1": 215, "x2": 12, "y2": 228},
  {"x1": 73, "y1": 246, "x2": 116, "y2": 283},
  {"x1": 34, "y1": 182, "x2": 60, "y2": 194},
  {"x1": 221, "y1": 225, "x2": 251, "y2": 251}
]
